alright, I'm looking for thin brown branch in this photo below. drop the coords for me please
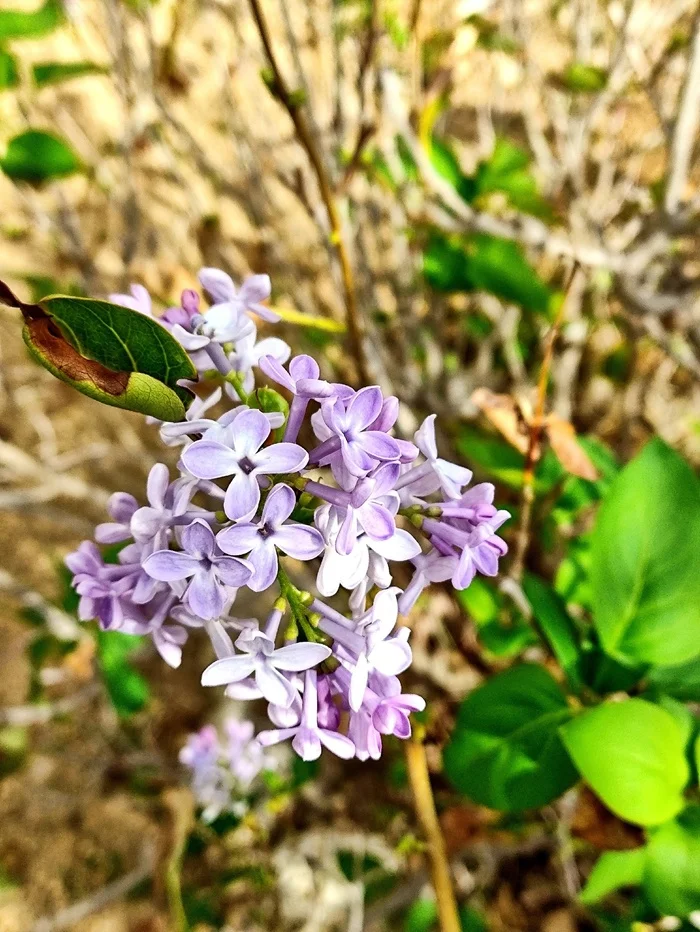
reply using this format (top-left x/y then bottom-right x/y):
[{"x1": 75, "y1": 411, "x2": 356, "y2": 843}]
[
  {"x1": 665, "y1": 10, "x2": 700, "y2": 215},
  {"x1": 246, "y1": 0, "x2": 370, "y2": 384},
  {"x1": 405, "y1": 737, "x2": 461, "y2": 932},
  {"x1": 510, "y1": 265, "x2": 583, "y2": 582}
]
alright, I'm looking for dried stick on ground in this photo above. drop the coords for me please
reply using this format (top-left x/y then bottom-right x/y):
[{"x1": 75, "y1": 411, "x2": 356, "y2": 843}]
[{"x1": 245, "y1": 0, "x2": 370, "y2": 385}]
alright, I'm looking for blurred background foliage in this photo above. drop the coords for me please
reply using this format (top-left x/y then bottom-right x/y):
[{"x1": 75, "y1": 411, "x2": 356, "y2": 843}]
[{"x1": 1, "y1": 0, "x2": 700, "y2": 930}]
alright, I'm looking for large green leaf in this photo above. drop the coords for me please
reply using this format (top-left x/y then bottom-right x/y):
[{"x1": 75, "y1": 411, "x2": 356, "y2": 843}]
[
  {"x1": 590, "y1": 438, "x2": 700, "y2": 667},
  {"x1": 647, "y1": 658, "x2": 700, "y2": 702},
  {"x1": 0, "y1": 48, "x2": 19, "y2": 89},
  {"x1": 644, "y1": 807, "x2": 700, "y2": 916},
  {"x1": 0, "y1": 0, "x2": 64, "y2": 40},
  {"x1": 0, "y1": 281, "x2": 196, "y2": 420},
  {"x1": 579, "y1": 848, "x2": 646, "y2": 906},
  {"x1": 523, "y1": 574, "x2": 582, "y2": 691},
  {"x1": 443, "y1": 664, "x2": 577, "y2": 811},
  {"x1": 560, "y1": 698, "x2": 689, "y2": 826},
  {"x1": 1, "y1": 130, "x2": 81, "y2": 183},
  {"x1": 33, "y1": 61, "x2": 109, "y2": 88}
]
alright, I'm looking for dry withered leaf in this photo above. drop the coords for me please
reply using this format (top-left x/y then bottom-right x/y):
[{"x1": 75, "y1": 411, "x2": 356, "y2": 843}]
[
  {"x1": 471, "y1": 388, "x2": 530, "y2": 454},
  {"x1": 545, "y1": 414, "x2": 599, "y2": 481}
]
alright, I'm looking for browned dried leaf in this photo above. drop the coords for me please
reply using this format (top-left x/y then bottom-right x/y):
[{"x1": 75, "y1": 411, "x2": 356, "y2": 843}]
[
  {"x1": 471, "y1": 388, "x2": 530, "y2": 454},
  {"x1": 545, "y1": 414, "x2": 599, "y2": 481}
]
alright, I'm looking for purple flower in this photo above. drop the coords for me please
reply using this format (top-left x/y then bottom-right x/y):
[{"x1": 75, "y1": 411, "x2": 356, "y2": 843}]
[
  {"x1": 182, "y1": 408, "x2": 308, "y2": 521},
  {"x1": 110, "y1": 284, "x2": 152, "y2": 316},
  {"x1": 201, "y1": 628, "x2": 330, "y2": 707},
  {"x1": 395, "y1": 414, "x2": 472, "y2": 500},
  {"x1": 144, "y1": 519, "x2": 253, "y2": 620},
  {"x1": 258, "y1": 670, "x2": 355, "y2": 761},
  {"x1": 66, "y1": 541, "x2": 144, "y2": 630},
  {"x1": 312, "y1": 387, "x2": 401, "y2": 480},
  {"x1": 397, "y1": 548, "x2": 458, "y2": 615},
  {"x1": 171, "y1": 306, "x2": 255, "y2": 353},
  {"x1": 95, "y1": 491, "x2": 138, "y2": 544},
  {"x1": 226, "y1": 332, "x2": 290, "y2": 396},
  {"x1": 199, "y1": 268, "x2": 280, "y2": 323},
  {"x1": 217, "y1": 484, "x2": 324, "y2": 591},
  {"x1": 334, "y1": 463, "x2": 400, "y2": 555},
  {"x1": 129, "y1": 463, "x2": 196, "y2": 548}
]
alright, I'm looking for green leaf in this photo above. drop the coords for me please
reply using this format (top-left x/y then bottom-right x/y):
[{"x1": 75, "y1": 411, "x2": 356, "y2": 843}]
[
  {"x1": 95, "y1": 629, "x2": 149, "y2": 718},
  {"x1": 559, "y1": 62, "x2": 608, "y2": 93},
  {"x1": 560, "y1": 699, "x2": 689, "y2": 826},
  {"x1": 474, "y1": 138, "x2": 551, "y2": 217},
  {"x1": 0, "y1": 48, "x2": 19, "y2": 90},
  {"x1": 32, "y1": 61, "x2": 109, "y2": 88},
  {"x1": 523, "y1": 574, "x2": 582, "y2": 691},
  {"x1": 590, "y1": 438, "x2": 700, "y2": 667},
  {"x1": 643, "y1": 807, "x2": 700, "y2": 916},
  {"x1": 443, "y1": 664, "x2": 577, "y2": 811},
  {"x1": 0, "y1": 281, "x2": 197, "y2": 419},
  {"x1": 405, "y1": 898, "x2": 437, "y2": 932},
  {"x1": 1, "y1": 130, "x2": 81, "y2": 183},
  {"x1": 457, "y1": 577, "x2": 500, "y2": 626},
  {"x1": 0, "y1": 0, "x2": 64, "y2": 40},
  {"x1": 424, "y1": 232, "x2": 552, "y2": 314},
  {"x1": 647, "y1": 658, "x2": 700, "y2": 702},
  {"x1": 579, "y1": 848, "x2": 646, "y2": 905}
]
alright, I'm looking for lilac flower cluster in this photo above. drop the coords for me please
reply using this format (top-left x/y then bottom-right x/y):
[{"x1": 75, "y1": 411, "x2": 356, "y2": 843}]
[
  {"x1": 180, "y1": 718, "x2": 277, "y2": 821},
  {"x1": 68, "y1": 267, "x2": 509, "y2": 763}
]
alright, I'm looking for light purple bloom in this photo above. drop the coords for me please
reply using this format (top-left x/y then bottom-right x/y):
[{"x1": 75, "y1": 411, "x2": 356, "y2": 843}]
[
  {"x1": 144, "y1": 519, "x2": 253, "y2": 620},
  {"x1": 95, "y1": 491, "x2": 139, "y2": 544},
  {"x1": 396, "y1": 414, "x2": 472, "y2": 500},
  {"x1": 258, "y1": 670, "x2": 355, "y2": 761},
  {"x1": 334, "y1": 463, "x2": 400, "y2": 555},
  {"x1": 217, "y1": 484, "x2": 324, "y2": 591},
  {"x1": 313, "y1": 387, "x2": 401, "y2": 480},
  {"x1": 110, "y1": 284, "x2": 152, "y2": 317},
  {"x1": 226, "y1": 332, "x2": 290, "y2": 396},
  {"x1": 182, "y1": 408, "x2": 308, "y2": 521},
  {"x1": 201, "y1": 628, "x2": 330, "y2": 707},
  {"x1": 199, "y1": 268, "x2": 280, "y2": 323}
]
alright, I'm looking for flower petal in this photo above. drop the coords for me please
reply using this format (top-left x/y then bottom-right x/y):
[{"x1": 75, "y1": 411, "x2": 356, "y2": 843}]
[
  {"x1": 271, "y1": 642, "x2": 331, "y2": 671},
  {"x1": 358, "y1": 431, "x2": 401, "y2": 461},
  {"x1": 292, "y1": 728, "x2": 322, "y2": 761},
  {"x1": 370, "y1": 528, "x2": 421, "y2": 561},
  {"x1": 186, "y1": 568, "x2": 226, "y2": 620},
  {"x1": 214, "y1": 556, "x2": 253, "y2": 587},
  {"x1": 247, "y1": 540, "x2": 279, "y2": 592},
  {"x1": 274, "y1": 524, "x2": 325, "y2": 560},
  {"x1": 182, "y1": 440, "x2": 239, "y2": 480},
  {"x1": 143, "y1": 550, "x2": 199, "y2": 582},
  {"x1": 239, "y1": 273, "x2": 271, "y2": 304},
  {"x1": 346, "y1": 386, "x2": 382, "y2": 431},
  {"x1": 199, "y1": 267, "x2": 236, "y2": 303},
  {"x1": 231, "y1": 408, "x2": 270, "y2": 456},
  {"x1": 358, "y1": 502, "x2": 396, "y2": 541},
  {"x1": 319, "y1": 728, "x2": 356, "y2": 759},
  {"x1": 216, "y1": 523, "x2": 261, "y2": 554},
  {"x1": 223, "y1": 471, "x2": 261, "y2": 521},
  {"x1": 255, "y1": 442, "x2": 308, "y2": 474},
  {"x1": 256, "y1": 661, "x2": 297, "y2": 706},
  {"x1": 181, "y1": 519, "x2": 216, "y2": 559},
  {"x1": 201, "y1": 654, "x2": 256, "y2": 686},
  {"x1": 261, "y1": 483, "x2": 295, "y2": 527}
]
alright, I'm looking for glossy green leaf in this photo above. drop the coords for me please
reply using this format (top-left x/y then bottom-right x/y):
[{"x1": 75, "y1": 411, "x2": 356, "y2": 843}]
[
  {"x1": 579, "y1": 848, "x2": 646, "y2": 906},
  {"x1": 32, "y1": 61, "x2": 108, "y2": 88},
  {"x1": 647, "y1": 658, "x2": 700, "y2": 702},
  {"x1": 443, "y1": 664, "x2": 577, "y2": 811},
  {"x1": 0, "y1": 48, "x2": 19, "y2": 89},
  {"x1": 523, "y1": 574, "x2": 582, "y2": 691},
  {"x1": 0, "y1": 0, "x2": 64, "y2": 40},
  {"x1": 560, "y1": 699, "x2": 689, "y2": 826},
  {"x1": 96, "y1": 629, "x2": 149, "y2": 718},
  {"x1": 1, "y1": 281, "x2": 196, "y2": 419},
  {"x1": 590, "y1": 438, "x2": 700, "y2": 667},
  {"x1": 644, "y1": 807, "x2": 700, "y2": 916},
  {"x1": 1, "y1": 130, "x2": 81, "y2": 183}
]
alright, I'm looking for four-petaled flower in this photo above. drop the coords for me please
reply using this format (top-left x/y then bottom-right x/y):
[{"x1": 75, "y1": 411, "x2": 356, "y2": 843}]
[
  {"x1": 144, "y1": 519, "x2": 252, "y2": 620},
  {"x1": 201, "y1": 629, "x2": 330, "y2": 707},
  {"x1": 182, "y1": 408, "x2": 308, "y2": 520},
  {"x1": 217, "y1": 483, "x2": 324, "y2": 591}
]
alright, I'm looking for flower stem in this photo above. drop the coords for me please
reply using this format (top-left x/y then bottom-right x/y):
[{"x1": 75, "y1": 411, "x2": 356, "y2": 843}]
[{"x1": 405, "y1": 737, "x2": 461, "y2": 932}]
